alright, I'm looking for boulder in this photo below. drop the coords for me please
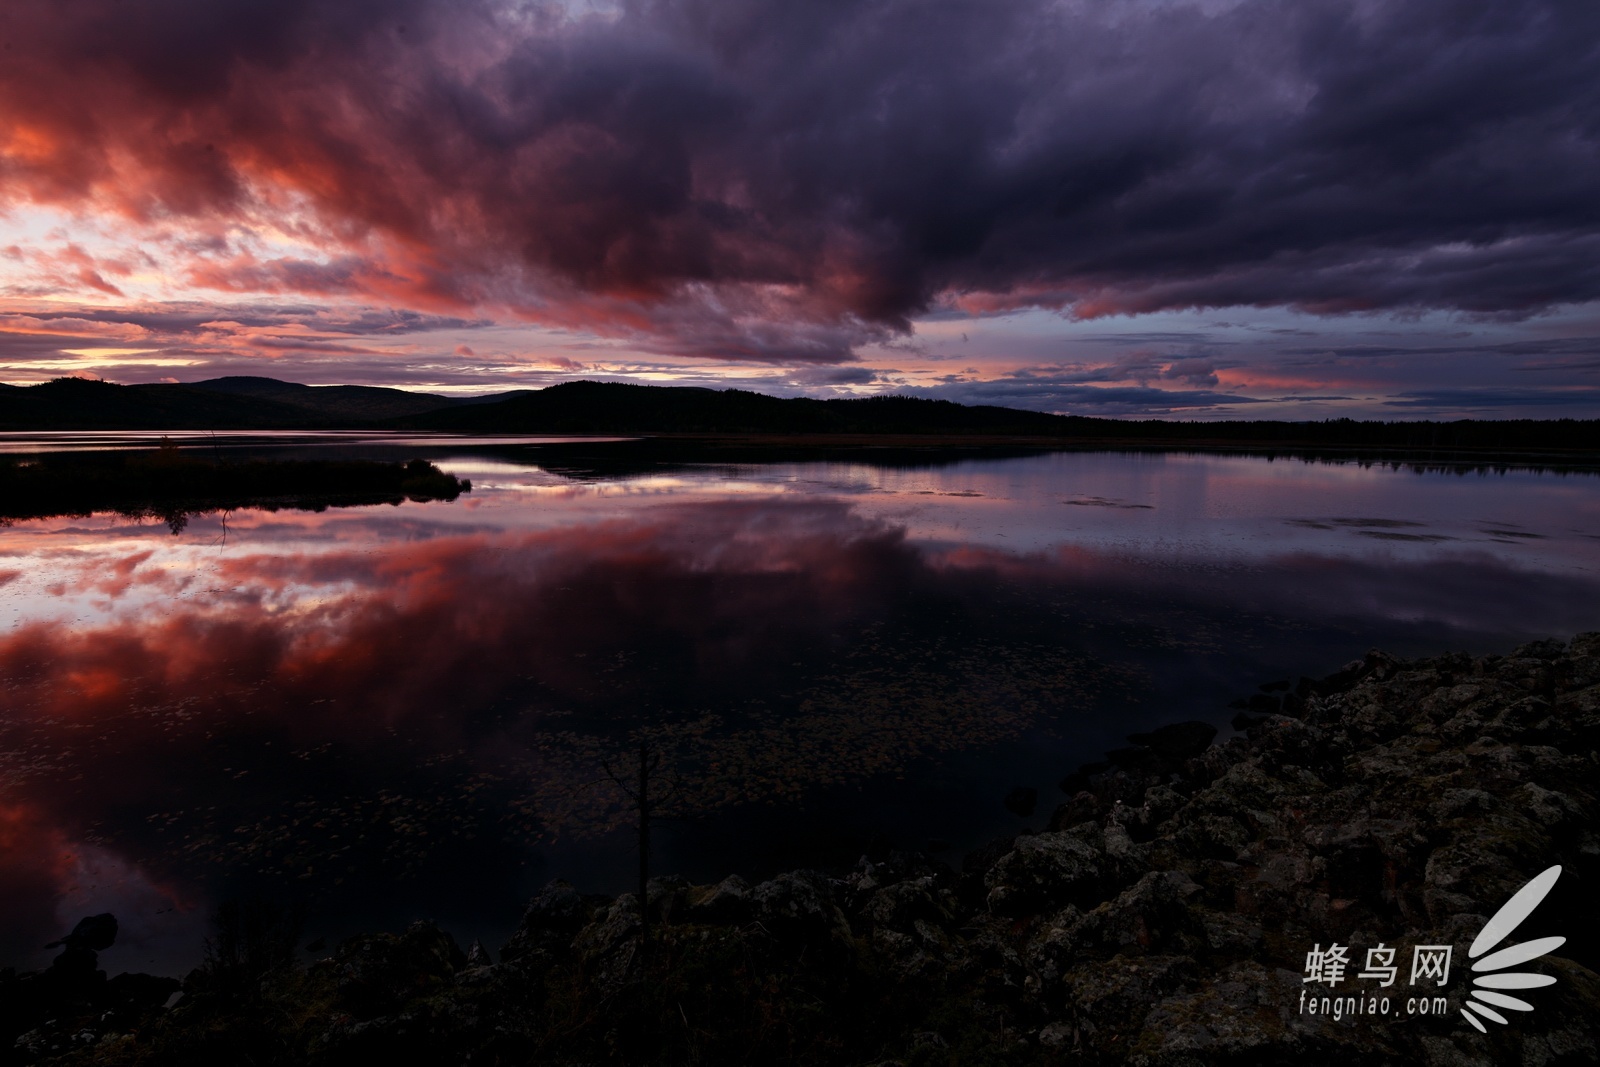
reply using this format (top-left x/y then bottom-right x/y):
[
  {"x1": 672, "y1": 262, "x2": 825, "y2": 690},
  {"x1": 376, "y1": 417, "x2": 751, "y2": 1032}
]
[
  {"x1": 324, "y1": 921, "x2": 465, "y2": 1019},
  {"x1": 751, "y1": 870, "x2": 854, "y2": 954},
  {"x1": 1047, "y1": 791, "x2": 1101, "y2": 831},
  {"x1": 984, "y1": 825, "x2": 1106, "y2": 916},
  {"x1": 499, "y1": 880, "x2": 592, "y2": 964},
  {"x1": 44, "y1": 914, "x2": 118, "y2": 953},
  {"x1": 686, "y1": 874, "x2": 754, "y2": 924}
]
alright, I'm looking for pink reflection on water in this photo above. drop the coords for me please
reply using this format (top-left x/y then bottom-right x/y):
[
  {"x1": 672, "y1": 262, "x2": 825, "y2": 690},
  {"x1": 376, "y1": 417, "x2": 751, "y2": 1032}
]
[{"x1": 2, "y1": 446, "x2": 1599, "y2": 971}]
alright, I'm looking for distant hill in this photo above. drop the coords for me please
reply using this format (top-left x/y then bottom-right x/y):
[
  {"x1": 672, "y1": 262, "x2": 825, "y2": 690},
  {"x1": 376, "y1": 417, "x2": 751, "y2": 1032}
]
[
  {"x1": 400, "y1": 381, "x2": 1600, "y2": 450},
  {"x1": 0, "y1": 376, "x2": 471, "y2": 429},
  {"x1": 0, "y1": 376, "x2": 1596, "y2": 452},
  {"x1": 400, "y1": 381, "x2": 1079, "y2": 436},
  {"x1": 186, "y1": 377, "x2": 475, "y2": 421},
  {"x1": 0, "y1": 377, "x2": 316, "y2": 429}
]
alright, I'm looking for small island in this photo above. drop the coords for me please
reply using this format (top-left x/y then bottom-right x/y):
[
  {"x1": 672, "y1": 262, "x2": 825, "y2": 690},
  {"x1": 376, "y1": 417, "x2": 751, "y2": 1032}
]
[{"x1": 0, "y1": 445, "x2": 471, "y2": 533}]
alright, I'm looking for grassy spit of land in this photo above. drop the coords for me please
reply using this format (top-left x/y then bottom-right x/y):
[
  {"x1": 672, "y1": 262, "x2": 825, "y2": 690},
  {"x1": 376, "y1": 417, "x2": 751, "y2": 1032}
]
[{"x1": 0, "y1": 445, "x2": 471, "y2": 532}]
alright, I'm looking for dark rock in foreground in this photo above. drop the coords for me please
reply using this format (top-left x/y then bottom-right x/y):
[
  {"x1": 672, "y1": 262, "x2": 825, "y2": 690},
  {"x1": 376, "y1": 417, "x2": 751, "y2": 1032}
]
[
  {"x1": 2, "y1": 916, "x2": 179, "y2": 1067},
  {"x1": 7, "y1": 637, "x2": 1600, "y2": 1065}
]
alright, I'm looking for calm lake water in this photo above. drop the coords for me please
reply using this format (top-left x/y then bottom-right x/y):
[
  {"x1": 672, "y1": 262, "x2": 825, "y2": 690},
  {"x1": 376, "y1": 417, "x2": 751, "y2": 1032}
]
[{"x1": 3, "y1": 435, "x2": 1599, "y2": 975}]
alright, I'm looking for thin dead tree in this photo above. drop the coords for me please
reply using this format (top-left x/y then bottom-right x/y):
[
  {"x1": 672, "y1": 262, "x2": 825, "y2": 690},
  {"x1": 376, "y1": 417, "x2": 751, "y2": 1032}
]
[{"x1": 599, "y1": 736, "x2": 682, "y2": 966}]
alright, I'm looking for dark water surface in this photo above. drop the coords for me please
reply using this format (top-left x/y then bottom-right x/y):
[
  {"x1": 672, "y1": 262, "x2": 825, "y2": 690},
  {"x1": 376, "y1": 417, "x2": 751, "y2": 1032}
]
[{"x1": 3, "y1": 435, "x2": 1598, "y2": 976}]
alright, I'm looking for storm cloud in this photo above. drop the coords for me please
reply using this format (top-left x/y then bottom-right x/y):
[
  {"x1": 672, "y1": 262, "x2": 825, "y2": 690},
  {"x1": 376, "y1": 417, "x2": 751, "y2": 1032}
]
[{"x1": 3, "y1": 0, "x2": 1598, "y2": 361}]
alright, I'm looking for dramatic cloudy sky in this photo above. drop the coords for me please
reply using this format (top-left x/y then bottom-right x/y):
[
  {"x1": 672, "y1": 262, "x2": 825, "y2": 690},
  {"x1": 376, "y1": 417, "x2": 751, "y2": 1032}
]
[{"x1": 3, "y1": 0, "x2": 1599, "y2": 418}]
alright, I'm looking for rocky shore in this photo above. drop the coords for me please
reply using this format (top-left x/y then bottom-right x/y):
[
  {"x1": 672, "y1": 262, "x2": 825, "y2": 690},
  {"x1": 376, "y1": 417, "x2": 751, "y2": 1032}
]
[{"x1": 6, "y1": 636, "x2": 1599, "y2": 1066}]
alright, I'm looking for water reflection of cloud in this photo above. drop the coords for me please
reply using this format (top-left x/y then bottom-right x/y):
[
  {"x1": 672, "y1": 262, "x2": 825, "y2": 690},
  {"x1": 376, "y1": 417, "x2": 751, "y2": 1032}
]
[
  {"x1": 0, "y1": 500, "x2": 950, "y2": 964},
  {"x1": 0, "y1": 803, "x2": 74, "y2": 963},
  {"x1": 4, "y1": 495, "x2": 1600, "y2": 970}
]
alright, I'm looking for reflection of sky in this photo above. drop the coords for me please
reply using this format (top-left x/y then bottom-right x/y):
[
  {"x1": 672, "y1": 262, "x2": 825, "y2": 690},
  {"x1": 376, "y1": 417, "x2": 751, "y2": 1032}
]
[
  {"x1": 6, "y1": 449, "x2": 1599, "y2": 630},
  {"x1": 471, "y1": 451, "x2": 1600, "y2": 573},
  {"x1": 4, "y1": 441, "x2": 1600, "y2": 974},
  {"x1": 828, "y1": 453, "x2": 1600, "y2": 570}
]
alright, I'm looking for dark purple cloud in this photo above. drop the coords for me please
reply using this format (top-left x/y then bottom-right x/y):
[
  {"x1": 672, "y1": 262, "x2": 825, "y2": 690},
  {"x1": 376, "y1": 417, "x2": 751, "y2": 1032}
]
[{"x1": 2, "y1": 0, "x2": 1597, "y2": 361}]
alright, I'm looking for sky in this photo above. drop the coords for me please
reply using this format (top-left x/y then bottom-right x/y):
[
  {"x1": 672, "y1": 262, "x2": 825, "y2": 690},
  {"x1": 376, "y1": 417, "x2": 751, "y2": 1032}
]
[{"x1": 2, "y1": 0, "x2": 1599, "y2": 420}]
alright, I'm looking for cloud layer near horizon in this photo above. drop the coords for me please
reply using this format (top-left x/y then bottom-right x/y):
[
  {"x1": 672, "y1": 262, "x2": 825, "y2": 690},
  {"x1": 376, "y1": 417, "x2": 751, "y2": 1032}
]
[{"x1": 3, "y1": 0, "x2": 1600, "y2": 413}]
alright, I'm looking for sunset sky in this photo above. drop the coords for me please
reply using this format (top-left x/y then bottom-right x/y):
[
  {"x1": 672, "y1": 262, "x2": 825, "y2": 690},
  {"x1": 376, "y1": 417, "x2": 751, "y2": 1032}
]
[{"x1": 3, "y1": 0, "x2": 1599, "y2": 419}]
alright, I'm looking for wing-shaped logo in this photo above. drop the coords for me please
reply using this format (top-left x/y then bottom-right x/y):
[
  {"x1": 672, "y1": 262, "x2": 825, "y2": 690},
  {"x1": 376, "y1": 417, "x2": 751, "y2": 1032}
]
[{"x1": 1460, "y1": 865, "x2": 1565, "y2": 1033}]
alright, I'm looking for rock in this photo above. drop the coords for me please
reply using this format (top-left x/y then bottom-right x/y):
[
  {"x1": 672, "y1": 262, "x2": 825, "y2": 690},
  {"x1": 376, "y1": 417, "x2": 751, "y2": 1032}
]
[
  {"x1": 848, "y1": 850, "x2": 951, "y2": 897},
  {"x1": 1063, "y1": 955, "x2": 1198, "y2": 1049},
  {"x1": 11, "y1": 637, "x2": 1600, "y2": 1067},
  {"x1": 645, "y1": 875, "x2": 691, "y2": 922},
  {"x1": 1516, "y1": 638, "x2": 1568, "y2": 660},
  {"x1": 453, "y1": 964, "x2": 496, "y2": 989},
  {"x1": 960, "y1": 835, "x2": 1016, "y2": 879},
  {"x1": 949, "y1": 926, "x2": 1030, "y2": 1009},
  {"x1": 751, "y1": 870, "x2": 854, "y2": 953},
  {"x1": 984, "y1": 825, "x2": 1105, "y2": 916},
  {"x1": 323, "y1": 921, "x2": 466, "y2": 1019},
  {"x1": 499, "y1": 880, "x2": 592, "y2": 964},
  {"x1": 104, "y1": 972, "x2": 181, "y2": 1010},
  {"x1": 464, "y1": 939, "x2": 492, "y2": 967},
  {"x1": 311, "y1": 1003, "x2": 468, "y2": 1064},
  {"x1": 1088, "y1": 871, "x2": 1204, "y2": 956},
  {"x1": 1201, "y1": 911, "x2": 1264, "y2": 956},
  {"x1": 1141, "y1": 783, "x2": 1186, "y2": 820},
  {"x1": 1037, "y1": 1021, "x2": 1073, "y2": 1048},
  {"x1": 44, "y1": 914, "x2": 118, "y2": 953},
  {"x1": 1004, "y1": 785, "x2": 1038, "y2": 817},
  {"x1": 1047, "y1": 791, "x2": 1101, "y2": 831},
  {"x1": 859, "y1": 875, "x2": 959, "y2": 933},
  {"x1": 571, "y1": 896, "x2": 642, "y2": 979},
  {"x1": 1102, "y1": 820, "x2": 1152, "y2": 884},
  {"x1": 1032, "y1": 871, "x2": 1206, "y2": 972},
  {"x1": 1129, "y1": 963, "x2": 1358, "y2": 1065},
  {"x1": 44, "y1": 945, "x2": 107, "y2": 995},
  {"x1": 686, "y1": 874, "x2": 753, "y2": 923}
]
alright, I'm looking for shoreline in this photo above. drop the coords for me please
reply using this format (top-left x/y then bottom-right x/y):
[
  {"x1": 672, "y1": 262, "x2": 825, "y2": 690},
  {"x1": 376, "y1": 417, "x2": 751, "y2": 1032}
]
[
  {"x1": 5, "y1": 635, "x2": 1598, "y2": 1064},
  {"x1": 0, "y1": 452, "x2": 471, "y2": 531}
]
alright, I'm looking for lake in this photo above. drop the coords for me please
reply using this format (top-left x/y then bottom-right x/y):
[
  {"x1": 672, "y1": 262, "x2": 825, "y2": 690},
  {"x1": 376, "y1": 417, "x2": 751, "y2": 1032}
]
[{"x1": 3, "y1": 435, "x2": 1598, "y2": 976}]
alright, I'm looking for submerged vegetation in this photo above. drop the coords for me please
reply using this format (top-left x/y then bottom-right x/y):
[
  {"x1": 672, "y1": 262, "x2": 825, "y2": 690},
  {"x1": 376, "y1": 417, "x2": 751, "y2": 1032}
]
[
  {"x1": 5, "y1": 636, "x2": 1599, "y2": 1065},
  {"x1": 0, "y1": 444, "x2": 471, "y2": 532}
]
